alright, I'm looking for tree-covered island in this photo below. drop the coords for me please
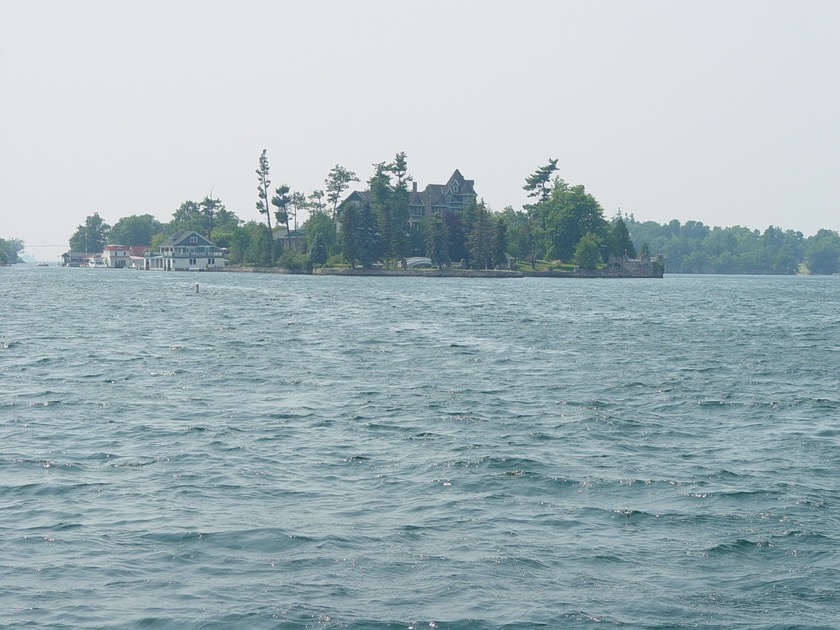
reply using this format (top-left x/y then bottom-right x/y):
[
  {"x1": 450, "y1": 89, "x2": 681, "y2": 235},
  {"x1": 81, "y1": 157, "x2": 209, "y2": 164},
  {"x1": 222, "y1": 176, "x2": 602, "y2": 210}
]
[
  {"x1": 61, "y1": 153, "x2": 840, "y2": 275},
  {"x1": 0, "y1": 238, "x2": 25, "y2": 265}
]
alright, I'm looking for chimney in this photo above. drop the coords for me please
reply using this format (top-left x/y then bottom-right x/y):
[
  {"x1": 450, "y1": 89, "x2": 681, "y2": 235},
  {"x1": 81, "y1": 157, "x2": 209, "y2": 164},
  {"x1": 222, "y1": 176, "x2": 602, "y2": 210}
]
[{"x1": 412, "y1": 181, "x2": 417, "y2": 193}]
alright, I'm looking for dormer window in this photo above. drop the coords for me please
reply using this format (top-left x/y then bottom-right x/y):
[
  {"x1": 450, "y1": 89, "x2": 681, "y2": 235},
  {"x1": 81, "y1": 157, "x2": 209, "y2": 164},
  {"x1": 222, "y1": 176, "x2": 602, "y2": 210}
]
[{"x1": 451, "y1": 183, "x2": 460, "y2": 193}]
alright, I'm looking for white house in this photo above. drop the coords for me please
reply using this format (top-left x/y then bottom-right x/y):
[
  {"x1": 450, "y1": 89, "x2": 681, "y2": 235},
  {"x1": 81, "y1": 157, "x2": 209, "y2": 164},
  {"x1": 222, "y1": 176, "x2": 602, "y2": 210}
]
[
  {"x1": 146, "y1": 231, "x2": 226, "y2": 271},
  {"x1": 102, "y1": 244, "x2": 131, "y2": 268}
]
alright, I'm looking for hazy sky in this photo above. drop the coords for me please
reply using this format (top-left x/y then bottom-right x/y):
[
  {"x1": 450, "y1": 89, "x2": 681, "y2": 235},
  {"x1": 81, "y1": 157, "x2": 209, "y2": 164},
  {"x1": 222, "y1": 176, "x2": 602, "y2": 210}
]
[{"x1": 2, "y1": 0, "x2": 838, "y2": 260}]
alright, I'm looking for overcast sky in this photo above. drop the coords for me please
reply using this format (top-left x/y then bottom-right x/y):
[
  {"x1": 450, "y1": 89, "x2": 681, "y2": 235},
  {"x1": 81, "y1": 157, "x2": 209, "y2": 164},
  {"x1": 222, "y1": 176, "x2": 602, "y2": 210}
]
[{"x1": 2, "y1": 0, "x2": 838, "y2": 260}]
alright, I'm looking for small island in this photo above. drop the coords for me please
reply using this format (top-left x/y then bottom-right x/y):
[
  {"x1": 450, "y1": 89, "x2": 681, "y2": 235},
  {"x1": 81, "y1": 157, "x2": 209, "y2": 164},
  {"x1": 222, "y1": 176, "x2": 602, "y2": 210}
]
[{"x1": 52, "y1": 152, "x2": 840, "y2": 276}]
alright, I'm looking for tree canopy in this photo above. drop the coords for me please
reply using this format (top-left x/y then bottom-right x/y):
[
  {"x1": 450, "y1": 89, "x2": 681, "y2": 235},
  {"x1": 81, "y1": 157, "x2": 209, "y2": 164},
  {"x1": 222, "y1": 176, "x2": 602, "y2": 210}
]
[
  {"x1": 255, "y1": 149, "x2": 275, "y2": 263},
  {"x1": 626, "y1": 218, "x2": 811, "y2": 274},
  {"x1": 0, "y1": 237, "x2": 24, "y2": 265},
  {"x1": 109, "y1": 214, "x2": 166, "y2": 246},
  {"x1": 523, "y1": 159, "x2": 558, "y2": 203},
  {"x1": 805, "y1": 229, "x2": 840, "y2": 275},
  {"x1": 69, "y1": 213, "x2": 110, "y2": 252},
  {"x1": 326, "y1": 164, "x2": 360, "y2": 218}
]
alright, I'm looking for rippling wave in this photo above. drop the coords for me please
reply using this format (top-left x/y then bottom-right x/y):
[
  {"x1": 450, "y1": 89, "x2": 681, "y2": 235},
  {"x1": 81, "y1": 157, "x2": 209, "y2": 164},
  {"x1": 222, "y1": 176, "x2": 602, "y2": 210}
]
[{"x1": 2, "y1": 268, "x2": 839, "y2": 628}]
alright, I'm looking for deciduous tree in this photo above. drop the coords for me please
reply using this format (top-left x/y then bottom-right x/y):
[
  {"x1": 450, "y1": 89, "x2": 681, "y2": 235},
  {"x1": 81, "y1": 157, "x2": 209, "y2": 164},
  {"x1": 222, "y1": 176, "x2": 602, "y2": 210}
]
[
  {"x1": 541, "y1": 182, "x2": 608, "y2": 261},
  {"x1": 0, "y1": 237, "x2": 24, "y2": 265},
  {"x1": 806, "y1": 229, "x2": 840, "y2": 275},
  {"x1": 574, "y1": 232, "x2": 601, "y2": 269},
  {"x1": 69, "y1": 213, "x2": 110, "y2": 253},
  {"x1": 109, "y1": 214, "x2": 164, "y2": 246},
  {"x1": 303, "y1": 211, "x2": 338, "y2": 257}
]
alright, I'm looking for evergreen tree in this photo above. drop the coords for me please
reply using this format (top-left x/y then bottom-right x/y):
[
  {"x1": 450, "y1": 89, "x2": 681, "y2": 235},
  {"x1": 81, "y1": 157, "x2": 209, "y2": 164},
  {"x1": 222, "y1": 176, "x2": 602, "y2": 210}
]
[
  {"x1": 289, "y1": 191, "x2": 307, "y2": 231},
  {"x1": 467, "y1": 202, "x2": 494, "y2": 269},
  {"x1": 609, "y1": 215, "x2": 636, "y2": 259},
  {"x1": 368, "y1": 162, "x2": 397, "y2": 265},
  {"x1": 424, "y1": 214, "x2": 450, "y2": 269},
  {"x1": 356, "y1": 203, "x2": 383, "y2": 269},
  {"x1": 325, "y1": 164, "x2": 360, "y2": 219},
  {"x1": 408, "y1": 222, "x2": 427, "y2": 256},
  {"x1": 444, "y1": 211, "x2": 467, "y2": 265},
  {"x1": 387, "y1": 152, "x2": 411, "y2": 260},
  {"x1": 342, "y1": 202, "x2": 383, "y2": 269},
  {"x1": 200, "y1": 195, "x2": 223, "y2": 241},
  {"x1": 340, "y1": 204, "x2": 360, "y2": 266},
  {"x1": 271, "y1": 184, "x2": 292, "y2": 254},
  {"x1": 255, "y1": 149, "x2": 274, "y2": 264},
  {"x1": 492, "y1": 217, "x2": 508, "y2": 268},
  {"x1": 308, "y1": 189, "x2": 327, "y2": 215},
  {"x1": 523, "y1": 158, "x2": 558, "y2": 202},
  {"x1": 308, "y1": 233, "x2": 328, "y2": 266}
]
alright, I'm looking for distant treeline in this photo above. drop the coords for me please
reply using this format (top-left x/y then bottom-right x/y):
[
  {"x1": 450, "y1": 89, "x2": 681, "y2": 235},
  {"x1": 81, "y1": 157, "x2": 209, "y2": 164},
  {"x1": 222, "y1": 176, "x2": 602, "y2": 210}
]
[{"x1": 627, "y1": 219, "x2": 840, "y2": 275}]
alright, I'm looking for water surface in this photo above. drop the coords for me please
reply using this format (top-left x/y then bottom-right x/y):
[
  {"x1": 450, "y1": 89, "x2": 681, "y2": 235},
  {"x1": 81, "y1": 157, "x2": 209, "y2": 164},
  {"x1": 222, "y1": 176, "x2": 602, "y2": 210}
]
[{"x1": 2, "y1": 267, "x2": 839, "y2": 628}]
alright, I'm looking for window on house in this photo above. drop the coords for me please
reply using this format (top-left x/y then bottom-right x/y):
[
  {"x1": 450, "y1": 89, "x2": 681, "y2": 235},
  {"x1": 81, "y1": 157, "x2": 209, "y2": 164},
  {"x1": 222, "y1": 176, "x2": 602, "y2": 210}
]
[{"x1": 190, "y1": 236, "x2": 197, "y2": 243}]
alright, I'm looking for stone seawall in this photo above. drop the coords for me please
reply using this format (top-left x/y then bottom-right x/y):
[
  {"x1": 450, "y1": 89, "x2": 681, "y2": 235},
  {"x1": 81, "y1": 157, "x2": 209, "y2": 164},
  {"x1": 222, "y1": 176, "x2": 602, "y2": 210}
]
[
  {"x1": 522, "y1": 267, "x2": 663, "y2": 279},
  {"x1": 312, "y1": 268, "x2": 523, "y2": 278},
  {"x1": 223, "y1": 266, "x2": 662, "y2": 279}
]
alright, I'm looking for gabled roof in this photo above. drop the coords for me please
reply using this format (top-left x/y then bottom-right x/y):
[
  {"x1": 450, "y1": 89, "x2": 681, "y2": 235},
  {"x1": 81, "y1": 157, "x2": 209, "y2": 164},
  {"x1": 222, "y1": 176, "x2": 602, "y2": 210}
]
[
  {"x1": 342, "y1": 190, "x2": 371, "y2": 204},
  {"x1": 445, "y1": 169, "x2": 475, "y2": 195},
  {"x1": 342, "y1": 170, "x2": 477, "y2": 213},
  {"x1": 273, "y1": 227, "x2": 306, "y2": 238},
  {"x1": 161, "y1": 231, "x2": 216, "y2": 247}
]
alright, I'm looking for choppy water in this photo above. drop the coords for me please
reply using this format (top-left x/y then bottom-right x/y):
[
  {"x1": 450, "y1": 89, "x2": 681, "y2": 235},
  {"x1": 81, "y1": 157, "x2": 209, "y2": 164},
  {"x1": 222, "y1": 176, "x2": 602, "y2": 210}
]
[{"x1": 2, "y1": 266, "x2": 839, "y2": 629}]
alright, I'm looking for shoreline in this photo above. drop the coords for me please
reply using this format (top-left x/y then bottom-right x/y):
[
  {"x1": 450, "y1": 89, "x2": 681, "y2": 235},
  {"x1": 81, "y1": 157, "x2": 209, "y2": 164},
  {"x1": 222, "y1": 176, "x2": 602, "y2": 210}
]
[{"x1": 221, "y1": 267, "x2": 663, "y2": 279}]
